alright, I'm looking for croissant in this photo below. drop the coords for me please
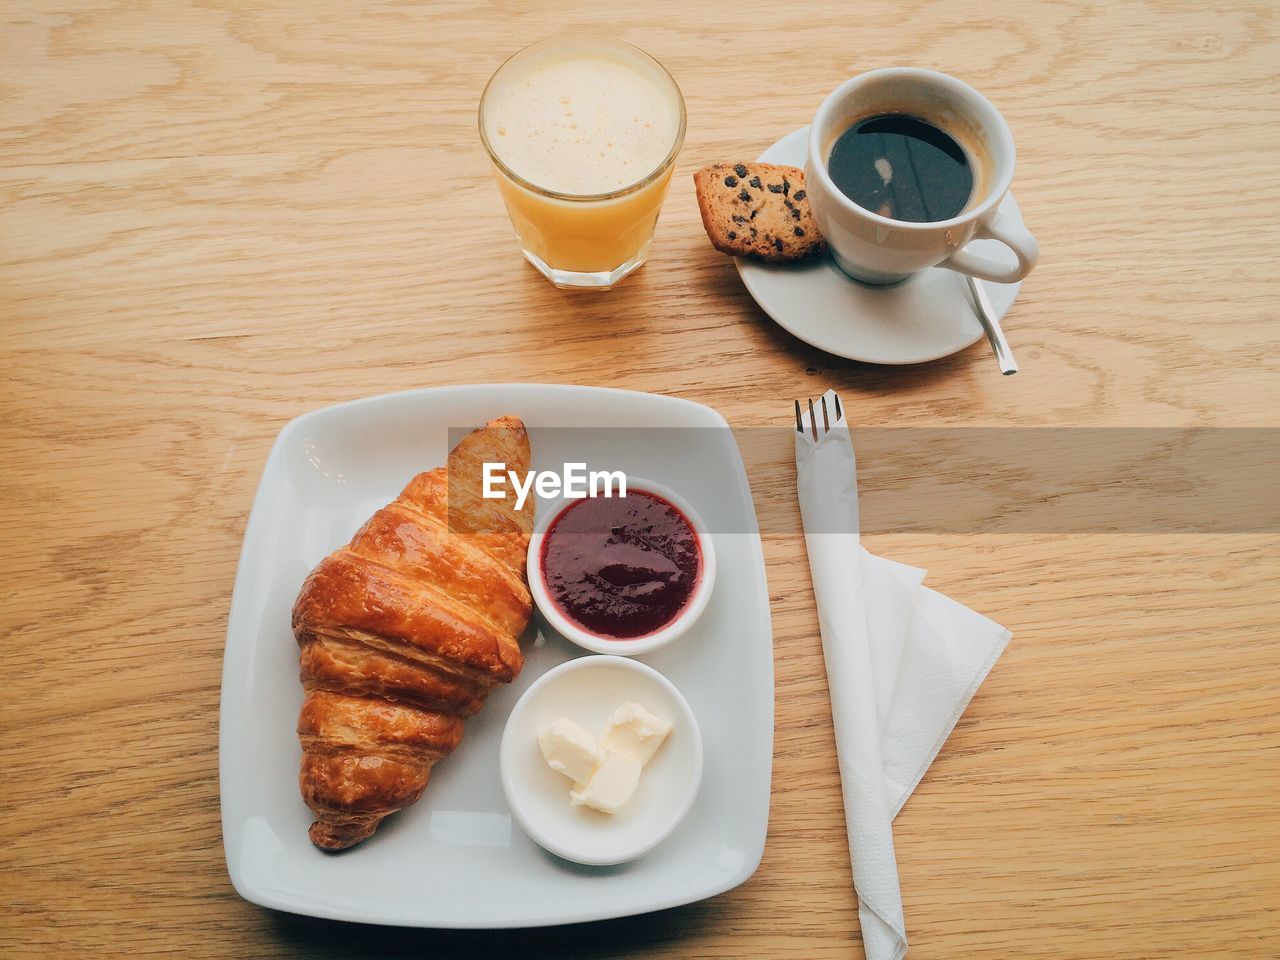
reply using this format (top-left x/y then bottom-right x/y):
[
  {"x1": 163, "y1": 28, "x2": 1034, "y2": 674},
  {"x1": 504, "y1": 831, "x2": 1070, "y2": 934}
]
[{"x1": 292, "y1": 415, "x2": 534, "y2": 850}]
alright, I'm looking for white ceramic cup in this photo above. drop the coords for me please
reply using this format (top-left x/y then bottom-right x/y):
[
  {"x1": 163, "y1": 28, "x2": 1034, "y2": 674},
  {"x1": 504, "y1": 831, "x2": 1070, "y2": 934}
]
[{"x1": 804, "y1": 67, "x2": 1039, "y2": 285}]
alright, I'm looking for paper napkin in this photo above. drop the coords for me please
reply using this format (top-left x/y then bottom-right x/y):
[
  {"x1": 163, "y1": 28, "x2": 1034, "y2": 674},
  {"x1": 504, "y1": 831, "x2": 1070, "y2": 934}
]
[{"x1": 795, "y1": 390, "x2": 1012, "y2": 960}]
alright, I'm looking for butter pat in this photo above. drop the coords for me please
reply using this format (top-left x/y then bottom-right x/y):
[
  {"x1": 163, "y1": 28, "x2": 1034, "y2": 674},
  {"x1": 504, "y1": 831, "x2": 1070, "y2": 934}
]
[
  {"x1": 600, "y1": 701, "x2": 672, "y2": 766},
  {"x1": 538, "y1": 701, "x2": 674, "y2": 816},
  {"x1": 570, "y1": 750, "x2": 642, "y2": 814},
  {"x1": 538, "y1": 718, "x2": 599, "y2": 785}
]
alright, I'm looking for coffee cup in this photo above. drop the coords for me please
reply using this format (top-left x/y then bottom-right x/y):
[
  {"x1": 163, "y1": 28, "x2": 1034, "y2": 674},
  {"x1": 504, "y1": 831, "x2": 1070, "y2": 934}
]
[{"x1": 804, "y1": 67, "x2": 1038, "y2": 286}]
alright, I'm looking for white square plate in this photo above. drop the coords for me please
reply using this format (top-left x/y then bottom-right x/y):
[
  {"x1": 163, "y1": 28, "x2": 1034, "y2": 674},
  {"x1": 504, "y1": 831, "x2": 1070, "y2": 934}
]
[{"x1": 219, "y1": 384, "x2": 774, "y2": 927}]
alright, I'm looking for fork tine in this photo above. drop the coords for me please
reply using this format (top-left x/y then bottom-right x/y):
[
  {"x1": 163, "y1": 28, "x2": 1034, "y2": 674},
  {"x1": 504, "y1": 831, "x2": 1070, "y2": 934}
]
[
  {"x1": 821, "y1": 395, "x2": 830, "y2": 434},
  {"x1": 794, "y1": 398, "x2": 802, "y2": 433},
  {"x1": 807, "y1": 398, "x2": 818, "y2": 443}
]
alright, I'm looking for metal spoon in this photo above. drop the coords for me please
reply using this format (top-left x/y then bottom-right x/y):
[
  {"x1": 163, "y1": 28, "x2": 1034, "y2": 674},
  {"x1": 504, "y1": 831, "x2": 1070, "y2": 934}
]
[{"x1": 966, "y1": 274, "x2": 1018, "y2": 375}]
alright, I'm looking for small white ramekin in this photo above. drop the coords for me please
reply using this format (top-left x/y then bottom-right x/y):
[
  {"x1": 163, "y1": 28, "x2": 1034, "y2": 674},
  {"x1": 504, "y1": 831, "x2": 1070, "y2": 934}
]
[
  {"x1": 499, "y1": 655, "x2": 704, "y2": 865},
  {"x1": 526, "y1": 476, "x2": 716, "y2": 656}
]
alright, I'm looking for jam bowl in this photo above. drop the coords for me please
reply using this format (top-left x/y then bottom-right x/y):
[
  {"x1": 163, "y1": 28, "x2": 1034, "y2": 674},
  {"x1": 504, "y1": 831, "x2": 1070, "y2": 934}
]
[{"x1": 527, "y1": 476, "x2": 717, "y2": 656}]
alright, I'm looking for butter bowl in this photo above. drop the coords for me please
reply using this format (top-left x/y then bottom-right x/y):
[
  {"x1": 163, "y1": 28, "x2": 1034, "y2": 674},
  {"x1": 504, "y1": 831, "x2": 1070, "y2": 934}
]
[{"x1": 499, "y1": 655, "x2": 703, "y2": 866}]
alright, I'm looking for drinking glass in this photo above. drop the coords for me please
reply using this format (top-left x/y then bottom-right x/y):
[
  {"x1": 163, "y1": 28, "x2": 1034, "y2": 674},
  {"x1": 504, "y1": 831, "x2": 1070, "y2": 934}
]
[{"x1": 479, "y1": 37, "x2": 686, "y2": 289}]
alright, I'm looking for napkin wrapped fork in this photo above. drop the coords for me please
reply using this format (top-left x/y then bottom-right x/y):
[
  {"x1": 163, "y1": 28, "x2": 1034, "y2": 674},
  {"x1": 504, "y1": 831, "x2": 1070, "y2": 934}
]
[{"x1": 795, "y1": 390, "x2": 1012, "y2": 960}]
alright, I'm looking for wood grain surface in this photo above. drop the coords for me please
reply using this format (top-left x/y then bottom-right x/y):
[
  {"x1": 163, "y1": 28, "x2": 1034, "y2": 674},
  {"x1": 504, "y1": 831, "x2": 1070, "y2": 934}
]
[{"x1": 2, "y1": 1, "x2": 1277, "y2": 957}]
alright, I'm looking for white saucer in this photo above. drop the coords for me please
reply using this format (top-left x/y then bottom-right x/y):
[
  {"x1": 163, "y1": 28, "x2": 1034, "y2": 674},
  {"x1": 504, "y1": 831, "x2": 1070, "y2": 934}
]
[{"x1": 735, "y1": 126, "x2": 1025, "y2": 365}]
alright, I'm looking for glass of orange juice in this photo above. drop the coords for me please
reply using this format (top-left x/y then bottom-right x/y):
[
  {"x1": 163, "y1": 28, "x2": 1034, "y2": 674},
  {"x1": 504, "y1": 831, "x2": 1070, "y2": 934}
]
[{"x1": 479, "y1": 37, "x2": 686, "y2": 289}]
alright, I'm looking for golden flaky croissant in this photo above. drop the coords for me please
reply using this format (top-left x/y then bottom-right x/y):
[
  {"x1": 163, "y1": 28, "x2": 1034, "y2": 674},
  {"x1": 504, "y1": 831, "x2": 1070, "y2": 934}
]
[{"x1": 292, "y1": 415, "x2": 534, "y2": 850}]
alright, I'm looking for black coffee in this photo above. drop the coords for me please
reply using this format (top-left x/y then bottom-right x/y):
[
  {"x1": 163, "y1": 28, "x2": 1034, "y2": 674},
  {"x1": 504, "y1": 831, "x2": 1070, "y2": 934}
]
[{"x1": 827, "y1": 114, "x2": 974, "y2": 223}]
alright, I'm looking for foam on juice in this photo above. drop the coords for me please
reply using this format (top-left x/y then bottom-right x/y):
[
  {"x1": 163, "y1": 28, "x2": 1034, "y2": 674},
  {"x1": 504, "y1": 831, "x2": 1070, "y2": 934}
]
[{"x1": 484, "y1": 52, "x2": 681, "y2": 196}]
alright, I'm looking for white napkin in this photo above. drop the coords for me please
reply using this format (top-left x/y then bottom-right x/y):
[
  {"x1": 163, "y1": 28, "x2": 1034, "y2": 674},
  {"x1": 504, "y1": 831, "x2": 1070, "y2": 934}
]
[{"x1": 795, "y1": 390, "x2": 1012, "y2": 960}]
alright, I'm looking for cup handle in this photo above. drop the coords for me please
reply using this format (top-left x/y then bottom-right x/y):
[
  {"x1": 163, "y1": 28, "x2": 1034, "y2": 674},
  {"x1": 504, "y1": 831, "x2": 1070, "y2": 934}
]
[{"x1": 938, "y1": 212, "x2": 1039, "y2": 284}]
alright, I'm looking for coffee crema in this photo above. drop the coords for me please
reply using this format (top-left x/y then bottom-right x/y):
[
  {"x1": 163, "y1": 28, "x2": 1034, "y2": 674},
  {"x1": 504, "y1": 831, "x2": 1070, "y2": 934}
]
[{"x1": 827, "y1": 113, "x2": 974, "y2": 223}]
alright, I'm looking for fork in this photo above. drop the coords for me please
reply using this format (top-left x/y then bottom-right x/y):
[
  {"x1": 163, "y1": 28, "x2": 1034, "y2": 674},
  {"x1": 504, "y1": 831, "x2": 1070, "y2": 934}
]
[{"x1": 794, "y1": 393, "x2": 843, "y2": 442}]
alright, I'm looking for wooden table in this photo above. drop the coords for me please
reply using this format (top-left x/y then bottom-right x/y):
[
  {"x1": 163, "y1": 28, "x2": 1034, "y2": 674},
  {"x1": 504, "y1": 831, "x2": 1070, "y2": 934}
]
[{"x1": 3, "y1": 2, "x2": 1277, "y2": 957}]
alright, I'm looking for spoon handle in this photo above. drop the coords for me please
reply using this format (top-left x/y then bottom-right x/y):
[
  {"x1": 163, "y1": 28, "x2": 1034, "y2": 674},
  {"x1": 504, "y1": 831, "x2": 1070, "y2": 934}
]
[{"x1": 966, "y1": 274, "x2": 1019, "y2": 375}]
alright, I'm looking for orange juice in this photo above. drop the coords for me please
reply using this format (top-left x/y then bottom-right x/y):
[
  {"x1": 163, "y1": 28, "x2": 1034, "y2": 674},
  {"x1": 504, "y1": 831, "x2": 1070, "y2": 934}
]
[{"x1": 479, "y1": 38, "x2": 686, "y2": 289}]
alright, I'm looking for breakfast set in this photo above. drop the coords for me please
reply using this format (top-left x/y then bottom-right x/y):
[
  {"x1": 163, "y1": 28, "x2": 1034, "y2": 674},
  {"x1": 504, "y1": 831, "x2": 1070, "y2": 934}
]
[{"x1": 221, "y1": 37, "x2": 1036, "y2": 960}]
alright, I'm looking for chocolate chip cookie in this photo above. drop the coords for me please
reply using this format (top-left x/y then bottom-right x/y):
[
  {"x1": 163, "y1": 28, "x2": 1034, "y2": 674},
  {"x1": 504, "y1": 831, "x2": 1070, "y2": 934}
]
[{"x1": 693, "y1": 162, "x2": 825, "y2": 262}]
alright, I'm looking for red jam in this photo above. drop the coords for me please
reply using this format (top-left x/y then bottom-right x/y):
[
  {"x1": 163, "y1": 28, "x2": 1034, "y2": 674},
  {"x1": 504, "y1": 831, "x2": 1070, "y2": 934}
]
[{"x1": 540, "y1": 489, "x2": 701, "y2": 639}]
